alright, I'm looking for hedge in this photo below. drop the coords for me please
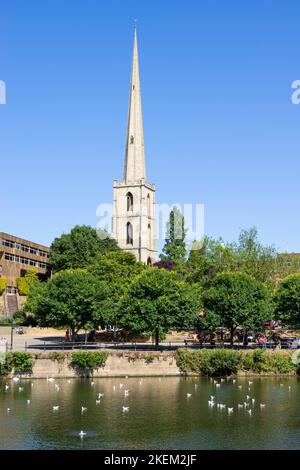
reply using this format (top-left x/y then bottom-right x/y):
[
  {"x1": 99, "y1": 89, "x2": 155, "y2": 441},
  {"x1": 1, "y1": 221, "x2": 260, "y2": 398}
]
[{"x1": 176, "y1": 348, "x2": 298, "y2": 376}]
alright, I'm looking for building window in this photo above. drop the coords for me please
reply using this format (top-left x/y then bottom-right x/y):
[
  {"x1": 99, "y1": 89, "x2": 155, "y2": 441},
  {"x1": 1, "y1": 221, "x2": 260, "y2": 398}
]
[
  {"x1": 147, "y1": 194, "x2": 151, "y2": 216},
  {"x1": 130, "y1": 135, "x2": 134, "y2": 144},
  {"x1": 127, "y1": 192, "x2": 133, "y2": 211},
  {"x1": 127, "y1": 222, "x2": 133, "y2": 245},
  {"x1": 148, "y1": 223, "x2": 151, "y2": 248}
]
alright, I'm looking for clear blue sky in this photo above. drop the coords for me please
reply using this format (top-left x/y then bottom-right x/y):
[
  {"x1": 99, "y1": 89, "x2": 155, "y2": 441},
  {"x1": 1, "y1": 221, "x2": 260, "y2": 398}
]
[{"x1": 1, "y1": 0, "x2": 300, "y2": 253}]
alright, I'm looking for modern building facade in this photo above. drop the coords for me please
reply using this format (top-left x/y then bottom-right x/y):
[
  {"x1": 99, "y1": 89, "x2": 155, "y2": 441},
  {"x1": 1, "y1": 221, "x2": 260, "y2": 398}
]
[
  {"x1": 0, "y1": 232, "x2": 50, "y2": 289},
  {"x1": 112, "y1": 29, "x2": 158, "y2": 264}
]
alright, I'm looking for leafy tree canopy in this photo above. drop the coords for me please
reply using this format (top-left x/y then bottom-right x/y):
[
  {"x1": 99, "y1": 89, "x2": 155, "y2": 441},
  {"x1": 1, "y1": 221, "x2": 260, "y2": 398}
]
[
  {"x1": 49, "y1": 225, "x2": 119, "y2": 272},
  {"x1": 186, "y1": 228, "x2": 277, "y2": 287},
  {"x1": 16, "y1": 269, "x2": 39, "y2": 296},
  {"x1": 274, "y1": 274, "x2": 300, "y2": 328},
  {"x1": 118, "y1": 268, "x2": 202, "y2": 347},
  {"x1": 24, "y1": 270, "x2": 110, "y2": 337},
  {"x1": 203, "y1": 272, "x2": 271, "y2": 343}
]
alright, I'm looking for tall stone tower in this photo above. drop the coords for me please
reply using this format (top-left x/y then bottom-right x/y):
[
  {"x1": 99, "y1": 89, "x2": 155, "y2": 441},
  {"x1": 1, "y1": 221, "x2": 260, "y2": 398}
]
[{"x1": 112, "y1": 29, "x2": 157, "y2": 264}]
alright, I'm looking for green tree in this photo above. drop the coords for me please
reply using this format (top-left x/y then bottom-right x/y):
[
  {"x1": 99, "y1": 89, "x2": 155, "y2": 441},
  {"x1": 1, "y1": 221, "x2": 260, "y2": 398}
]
[
  {"x1": 236, "y1": 227, "x2": 277, "y2": 284},
  {"x1": 16, "y1": 269, "x2": 39, "y2": 296},
  {"x1": 160, "y1": 207, "x2": 187, "y2": 261},
  {"x1": 49, "y1": 225, "x2": 119, "y2": 272},
  {"x1": 274, "y1": 274, "x2": 300, "y2": 328},
  {"x1": 203, "y1": 272, "x2": 271, "y2": 344},
  {"x1": 88, "y1": 251, "x2": 145, "y2": 325},
  {"x1": 25, "y1": 270, "x2": 110, "y2": 339},
  {"x1": 118, "y1": 269, "x2": 201, "y2": 348},
  {"x1": 187, "y1": 237, "x2": 237, "y2": 285}
]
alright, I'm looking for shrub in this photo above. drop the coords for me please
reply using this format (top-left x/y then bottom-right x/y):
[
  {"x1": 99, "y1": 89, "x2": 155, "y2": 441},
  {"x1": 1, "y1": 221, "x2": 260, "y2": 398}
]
[
  {"x1": 239, "y1": 350, "x2": 296, "y2": 374},
  {"x1": 176, "y1": 349, "x2": 202, "y2": 374},
  {"x1": 13, "y1": 310, "x2": 37, "y2": 327},
  {"x1": 176, "y1": 349, "x2": 297, "y2": 376},
  {"x1": 0, "y1": 354, "x2": 13, "y2": 377},
  {"x1": 198, "y1": 349, "x2": 241, "y2": 376},
  {"x1": 0, "y1": 277, "x2": 7, "y2": 295},
  {"x1": 49, "y1": 351, "x2": 65, "y2": 363},
  {"x1": 10, "y1": 352, "x2": 34, "y2": 374},
  {"x1": 70, "y1": 351, "x2": 108, "y2": 371},
  {"x1": 145, "y1": 353, "x2": 156, "y2": 364}
]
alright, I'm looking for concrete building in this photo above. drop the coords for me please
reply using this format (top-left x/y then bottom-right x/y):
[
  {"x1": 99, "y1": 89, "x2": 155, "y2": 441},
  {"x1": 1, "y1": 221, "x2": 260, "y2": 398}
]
[
  {"x1": 0, "y1": 232, "x2": 50, "y2": 289},
  {"x1": 112, "y1": 29, "x2": 158, "y2": 264}
]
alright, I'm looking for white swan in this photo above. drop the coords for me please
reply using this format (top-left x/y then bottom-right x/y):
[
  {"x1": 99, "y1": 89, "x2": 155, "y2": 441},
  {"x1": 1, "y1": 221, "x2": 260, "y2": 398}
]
[
  {"x1": 81, "y1": 406, "x2": 87, "y2": 412},
  {"x1": 260, "y1": 403, "x2": 266, "y2": 408},
  {"x1": 27, "y1": 400, "x2": 31, "y2": 405},
  {"x1": 53, "y1": 406, "x2": 59, "y2": 411},
  {"x1": 228, "y1": 408, "x2": 233, "y2": 414},
  {"x1": 122, "y1": 406, "x2": 129, "y2": 412},
  {"x1": 186, "y1": 393, "x2": 192, "y2": 398}
]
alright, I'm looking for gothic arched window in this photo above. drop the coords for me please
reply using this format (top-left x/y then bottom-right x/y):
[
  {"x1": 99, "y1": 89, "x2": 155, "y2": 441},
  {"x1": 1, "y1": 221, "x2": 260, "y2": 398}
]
[
  {"x1": 147, "y1": 194, "x2": 151, "y2": 216},
  {"x1": 130, "y1": 135, "x2": 134, "y2": 144},
  {"x1": 148, "y1": 223, "x2": 151, "y2": 248},
  {"x1": 127, "y1": 222, "x2": 133, "y2": 245},
  {"x1": 127, "y1": 192, "x2": 133, "y2": 211}
]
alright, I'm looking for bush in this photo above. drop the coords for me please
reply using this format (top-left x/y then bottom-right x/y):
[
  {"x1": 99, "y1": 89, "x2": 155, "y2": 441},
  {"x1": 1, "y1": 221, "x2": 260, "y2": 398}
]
[
  {"x1": 9, "y1": 352, "x2": 34, "y2": 374},
  {"x1": 145, "y1": 353, "x2": 156, "y2": 364},
  {"x1": 177, "y1": 348, "x2": 297, "y2": 376},
  {"x1": 240, "y1": 350, "x2": 296, "y2": 374},
  {"x1": 198, "y1": 349, "x2": 241, "y2": 376},
  {"x1": 177, "y1": 349, "x2": 241, "y2": 376},
  {"x1": 0, "y1": 354, "x2": 13, "y2": 376},
  {"x1": 0, "y1": 277, "x2": 7, "y2": 295},
  {"x1": 13, "y1": 310, "x2": 37, "y2": 327},
  {"x1": 176, "y1": 349, "x2": 202, "y2": 374},
  {"x1": 49, "y1": 351, "x2": 66, "y2": 363},
  {"x1": 70, "y1": 351, "x2": 108, "y2": 371}
]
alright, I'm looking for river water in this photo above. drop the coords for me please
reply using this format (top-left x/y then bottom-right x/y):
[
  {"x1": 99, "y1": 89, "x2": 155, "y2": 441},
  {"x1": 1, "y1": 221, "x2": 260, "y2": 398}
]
[{"x1": 0, "y1": 376, "x2": 299, "y2": 449}]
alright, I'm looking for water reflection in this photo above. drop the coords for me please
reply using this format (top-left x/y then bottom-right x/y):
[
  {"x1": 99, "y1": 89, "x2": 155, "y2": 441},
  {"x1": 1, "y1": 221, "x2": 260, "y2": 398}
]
[{"x1": 0, "y1": 376, "x2": 299, "y2": 449}]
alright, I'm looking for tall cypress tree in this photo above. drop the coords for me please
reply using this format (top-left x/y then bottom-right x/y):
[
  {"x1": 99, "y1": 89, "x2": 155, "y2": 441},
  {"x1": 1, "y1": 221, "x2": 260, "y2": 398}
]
[{"x1": 160, "y1": 207, "x2": 187, "y2": 261}]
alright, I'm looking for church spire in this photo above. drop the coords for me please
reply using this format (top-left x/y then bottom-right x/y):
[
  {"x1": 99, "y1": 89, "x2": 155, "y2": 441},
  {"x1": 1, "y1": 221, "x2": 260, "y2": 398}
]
[{"x1": 123, "y1": 28, "x2": 146, "y2": 183}]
